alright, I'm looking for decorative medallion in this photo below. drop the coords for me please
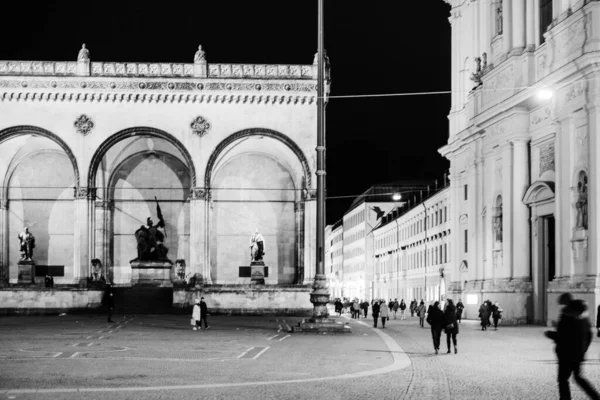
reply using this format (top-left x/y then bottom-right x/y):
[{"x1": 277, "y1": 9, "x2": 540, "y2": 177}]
[
  {"x1": 74, "y1": 114, "x2": 95, "y2": 136},
  {"x1": 110, "y1": 82, "x2": 116, "y2": 89},
  {"x1": 255, "y1": 84, "x2": 262, "y2": 91},
  {"x1": 284, "y1": 84, "x2": 291, "y2": 91},
  {"x1": 226, "y1": 83, "x2": 233, "y2": 90},
  {"x1": 21, "y1": 81, "x2": 27, "y2": 88},
  {"x1": 197, "y1": 83, "x2": 204, "y2": 90},
  {"x1": 139, "y1": 82, "x2": 146, "y2": 89},
  {"x1": 80, "y1": 82, "x2": 87, "y2": 89},
  {"x1": 51, "y1": 81, "x2": 57, "y2": 88},
  {"x1": 191, "y1": 116, "x2": 211, "y2": 137},
  {"x1": 168, "y1": 82, "x2": 175, "y2": 90}
]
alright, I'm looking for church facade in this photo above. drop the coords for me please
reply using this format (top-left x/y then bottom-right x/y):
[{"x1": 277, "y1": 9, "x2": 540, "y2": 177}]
[
  {"x1": 0, "y1": 46, "x2": 323, "y2": 302},
  {"x1": 440, "y1": 0, "x2": 600, "y2": 324}
]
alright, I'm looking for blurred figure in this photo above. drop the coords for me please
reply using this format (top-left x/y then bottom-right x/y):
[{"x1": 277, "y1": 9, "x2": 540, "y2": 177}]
[
  {"x1": 372, "y1": 300, "x2": 381, "y2": 328},
  {"x1": 444, "y1": 299, "x2": 459, "y2": 354},
  {"x1": 334, "y1": 298, "x2": 343, "y2": 316},
  {"x1": 492, "y1": 301, "x2": 503, "y2": 330},
  {"x1": 545, "y1": 293, "x2": 599, "y2": 400},
  {"x1": 352, "y1": 299, "x2": 360, "y2": 319},
  {"x1": 410, "y1": 299, "x2": 417, "y2": 317},
  {"x1": 479, "y1": 302, "x2": 490, "y2": 331},
  {"x1": 417, "y1": 300, "x2": 426, "y2": 328},
  {"x1": 392, "y1": 298, "x2": 399, "y2": 319},
  {"x1": 399, "y1": 299, "x2": 407, "y2": 320},
  {"x1": 380, "y1": 300, "x2": 389, "y2": 328},
  {"x1": 426, "y1": 301, "x2": 444, "y2": 354},
  {"x1": 361, "y1": 299, "x2": 369, "y2": 318},
  {"x1": 102, "y1": 283, "x2": 115, "y2": 323},
  {"x1": 456, "y1": 299, "x2": 465, "y2": 323}
]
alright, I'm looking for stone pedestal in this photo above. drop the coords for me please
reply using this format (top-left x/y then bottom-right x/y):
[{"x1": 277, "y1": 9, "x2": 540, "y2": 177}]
[
  {"x1": 17, "y1": 260, "x2": 35, "y2": 284},
  {"x1": 251, "y1": 261, "x2": 266, "y2": 285},
  {"x1": 130, "y1": 261, "x2": 173, "y2": 286}
]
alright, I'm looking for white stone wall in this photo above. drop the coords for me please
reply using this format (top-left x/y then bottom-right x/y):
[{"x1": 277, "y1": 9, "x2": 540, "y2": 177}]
[
  {"x1": 441, "y1": 0, "x2": 600, "y2": 324},
  {"x1": 0, "y1": 289, "x2": 103, "y2": 311}
]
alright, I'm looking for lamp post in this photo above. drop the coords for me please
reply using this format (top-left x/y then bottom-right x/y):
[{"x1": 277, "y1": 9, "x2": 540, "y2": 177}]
[{"x1": 309, "y1": 0, "x2": 330, "y2": 318}]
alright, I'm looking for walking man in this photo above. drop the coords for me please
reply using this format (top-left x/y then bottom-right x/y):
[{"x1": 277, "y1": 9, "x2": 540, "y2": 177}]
[
  {"x1": 399, "y1": 299, "x2": 407, "y2": 320},
  {"x1": 545, "y1": 293, "x2": 599, "y2": 400},
  {"x1": 444, "y1": 299, "x2": 459, "y2": 354},
  {"x1": 456, "y1": 299, "x2": 464, "y2": 323},
  {"x1": 392, "y1": 298, "x2": 399, "y2": 319},
  {"x1": 417, "y1": 300, "x2": 426, "y2": 328},
  {"x1": 199, "y1": 297, "x2": 210, "y2": 330},
  {"x1": 426, "y1": 301, "x2": 444, "y2": 354},
  {"x1": 492, "y1": 301, "x2": 503, "y2": 330},
  {"x1": 372, "y1": 301, "x2": 380, "y2": 328}
]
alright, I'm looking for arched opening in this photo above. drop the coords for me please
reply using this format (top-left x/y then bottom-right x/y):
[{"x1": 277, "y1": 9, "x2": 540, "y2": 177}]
[
  {"x1": 90, "y1": 131, "x2": 193, "y2": 284},
  {"x1": 0, "y1": 130, "x2": 78, "y2": 284}
]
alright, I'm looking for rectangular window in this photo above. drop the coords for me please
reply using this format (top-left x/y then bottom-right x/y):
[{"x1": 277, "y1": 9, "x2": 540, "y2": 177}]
[
  {"x1": 464, "y1": 229, "x2": 468, "y2": 253},
  {"x1": 444, "y1": 207, "x2": 447, "y2": 222},
  {"x1": 540, "y1": 0, "x2": 553, "y2": 44},
  {"x1": 464, "y1": 184, "x2": 468, "y2": 201}
]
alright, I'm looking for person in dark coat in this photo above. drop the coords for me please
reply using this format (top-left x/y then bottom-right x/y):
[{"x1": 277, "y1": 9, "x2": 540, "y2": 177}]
[
  {"x1": 456, "y1": 299, "x2": 465, "y2": 323},
  {"x1": 443, "y1": 299, "x2": 459, "y2": 354},
  {"x1": 334, "y1": 299, "x2": 343, "y2": 316},
  {"x1": 485, "y1": 300, "x2": 493, "y2": 327},
  {"x1": 101, "y1": 283, "x2": 115, "y2": 323},
  {"x1": 361, "y1": 300, "x2": 369, "y2": 318},
  {"x1": 545, "y1": 294, "x2": 599, "y2": 400},
  {"x1": 399, "y1": 299, "x2": 407, "y2": 320},
  {"x1": 426, "y1": 301, "x2": 444, "y2": 354},
  {"x1": 372, "y1": 301, "x2": 380, "y2": 328},
  {"x1": 492, "y1": 301, "x2": 503, "y2": 330},
  {"x1": 479, "y1": 303, "x2": 490, "y2": 331},
  {"x1": 199, "y1": 297, "x2": 209, "y2": 330}
]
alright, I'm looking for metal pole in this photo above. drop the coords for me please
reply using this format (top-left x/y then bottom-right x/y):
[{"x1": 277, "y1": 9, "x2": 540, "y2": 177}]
[{"x1": 310, "y1": 0, "x2": 330, "y2": 318}]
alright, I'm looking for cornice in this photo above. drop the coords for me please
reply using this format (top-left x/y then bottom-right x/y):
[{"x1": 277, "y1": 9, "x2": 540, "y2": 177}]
[{"x1": 0, "y1": 78, "x2": 317, "y2": 105}]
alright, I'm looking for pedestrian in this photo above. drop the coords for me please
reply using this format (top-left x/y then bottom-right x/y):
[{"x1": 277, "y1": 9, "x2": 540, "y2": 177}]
[
  {"x1": 479, "y1": 302, "x2": 490, "y2": 331},
  {"x1": 456, "y1": 299, "x2": 464, "y2": 323},
  {"x1": 372, "y1": 300, "x2": 380, "y2": 328},
  {"x1": 410, "y1": 299, "x2": 416, "y2": 317},
  {"x1": 426, "y1": 301, "x2": 444, "y2": 354},
  {"x1": 392, "y1": 298, "x2": 399, "y2": 319},
  {"x1": 380, "y1": 300, "x2": 389, "y2": 328},
  {"x1": 485, "y1": 300, "x2": 493, "y2": 328},
  {"x1": 492, "y1": 301, "x2": 503, "y2": 330},
  {"x1": 443, "y1": 299, "x2": 459, "y2": 354},
  {"x1": 192, "y1": 298, "x2": 201, "y2": 331},
  {"x1": 352, "y1": 299, "x2": 360, "y2": 319},
  {"x1": 334, "y1": 298, "x2": 343, "y2": 316},
  {"x1": 361, "y1": 300, "x2": 369, "y2": 318},
  {"x1": 199, "y1": 296, "x2": 210, "y2": 330},
  {"x1": 102, "y1": 283, "x2": 114, "y2": 323},
  {"x1": 399, "y1": 299, "x2": 407, "y2": 320},
  {"x1": 545, "y1": 293, "x2": 600, "y2": 400},
  {"x1": 417, "y1": 300, "x2": 426, "y2": 328}
]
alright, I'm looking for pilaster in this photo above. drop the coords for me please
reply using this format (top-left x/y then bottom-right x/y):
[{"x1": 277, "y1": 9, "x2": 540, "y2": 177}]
[
  {"x1": 502, "y1": 143, "x2": 514, "y2": 278},
  {"x1": 503, "y1": 0, "x2": 514, "y2": 54},
  {"x1": 512, "y1": 139, "x2": 531, "y2": 278},
  {"x1": 73, "y1": 188, "x2": 92, "y2": 284},
  {"x1": 94, "y1": 199, "x2": 111, "y2": 281},
  {"x1": 512, "y1": 0, "x2": 526, "y2": 50},
  {"x1": 526, "y1": 0, "x2": 536, "y2": 48},
  {"x1": 295, "y1": 201, "x2": 305, "y2": 284},
  {"x1": 189, "y1": 190, "x2": 206, "y2": 282},
  {"x1": 587, "y1": 103, "x2": 600, "y2": 277},
  {"x1": 303, "y1": 195, "x2": 316, "y2": 285},
  {"x1": 0, "y1": 198, "x2": 7, "y2": 284}
]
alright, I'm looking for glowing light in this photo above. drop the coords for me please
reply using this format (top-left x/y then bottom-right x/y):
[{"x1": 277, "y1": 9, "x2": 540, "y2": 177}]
[
  {"x1": 392, "y1": 193, "x2": 402, "y2": 201},
  {"x1": 537, "y1": 88, "x2": 553, "y2": 101}
]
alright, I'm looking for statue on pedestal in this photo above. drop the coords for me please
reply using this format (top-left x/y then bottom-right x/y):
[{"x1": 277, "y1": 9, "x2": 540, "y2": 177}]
[
  {"x1": 78, "y1": 43, "x2": 90, "y2": 61},
  {"x1": 249, "y1": 228, "x2": 265, "y2": 262},
  {"x1": 18, "y1": 227, "x2": 35, "y2": 261},
  {"x1": 493, "y1": 210, "x2": 503, "y2": 243},
  {"x1": 131, "y1": 198, "x2": 171, "y2": 263}
]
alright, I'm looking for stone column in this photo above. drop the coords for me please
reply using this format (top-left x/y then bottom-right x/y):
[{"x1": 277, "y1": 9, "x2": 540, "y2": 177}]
[
  {"x1": 73, "y1": 188, "x2": 91, "y2": 285},
  {"x1": 303, "y1": 191, "x2": 316, "y2": 285},
  {"x1": 503, "y1": 0, "x2": 514, "y2": 55},
  {"x1": 189, "y1": 189, "x2": 208, "y2": 283},
  {"x1": 0, "y1": 198, "x2": 7, "y2": 284},
  {"x1": 512, "y1": 139, "x2": 531, "y2": 278},
  {"x1": 526, "y1": 0, "x2": 536, "y2": 49},
  {"x1": 295, "y1": 201, "x2": 305, "y2": 284},
  {"x1": 477, "y1": 154, "x2": 486, "y2": 280},
  {"x1": 203, "y1": 190, "x2": 213, "y2": 284},
  {"x1": 502, "y1": 143, "x2": 514, "y2": 278},
  {"x1": 534, "y1": 0, "x2": 541, "y2": 46},
  {"x1": 587, "y1": 103, "x2": 600, "y2": 277},
  {"x1": 449, "y1": 166, "x2": 462, "y2": 291},
  {"x1": 512, "y1": 0, "x2": 526, "y2": 50},
  {"x1": 94, "y1": 199, "x2": 111, "y2": 280},
  {"x1": 468, "y1": 158, "x2": 480, "y2": 281},
  {"x1": 553, "y1": 118, "x2": 571, "y2": 278}
]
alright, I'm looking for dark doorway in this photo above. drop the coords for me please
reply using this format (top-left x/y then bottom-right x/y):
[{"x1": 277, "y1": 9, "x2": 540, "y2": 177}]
[{"x1": 542, "y1": 215, "x2": 556, "y2": 323}]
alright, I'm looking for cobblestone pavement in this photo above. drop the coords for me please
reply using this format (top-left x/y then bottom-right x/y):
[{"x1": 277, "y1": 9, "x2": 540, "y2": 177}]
[{"x1": 0, "y1": 312, "x2": 599, "y2": 399}]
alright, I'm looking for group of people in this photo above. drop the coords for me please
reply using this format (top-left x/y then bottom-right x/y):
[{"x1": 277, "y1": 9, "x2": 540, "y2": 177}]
[
  {"x1": 478, "y1": 300, "x2": 503, "y2": 330},
  {"x1": 426, "y1": 298, "x2": 460, "y2": 354}
]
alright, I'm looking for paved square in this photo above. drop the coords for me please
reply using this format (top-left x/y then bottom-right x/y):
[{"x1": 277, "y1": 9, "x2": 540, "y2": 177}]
[{"x1": 1, "y1": 312, "x2": 599, "y2": 399}]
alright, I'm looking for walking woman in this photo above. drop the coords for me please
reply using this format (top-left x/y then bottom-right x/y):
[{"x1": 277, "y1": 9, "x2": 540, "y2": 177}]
[
  {"x1": 399, "y1": 299, "x2": 407, "y2": 320},
  {"x1": 372, "y1": 300, "x2": 381, "y2": 328},
  {"x1": 380, "y1": 300, "x2": 389, "y2": 328},
  {"x1": 444, "y1": 299, "x2": 459, "y2": 354},
  {"x1": 417, "y1": 300, "x2": 426, "y2": 328},
  {"x1": 426, "y1": 301, "x2": 444, "y2": 354}
]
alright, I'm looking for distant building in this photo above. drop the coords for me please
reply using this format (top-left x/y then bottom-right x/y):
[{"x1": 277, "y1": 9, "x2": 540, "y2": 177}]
[
  {"x1": 325, "y1": 220, "x2": 343, "y2": 299},
  {"x1": 373, "y1": 186, "x2": 451, "y2": 303},
  {"x1": 440, "y1": 0, "x2": 600, "y2": 324}
]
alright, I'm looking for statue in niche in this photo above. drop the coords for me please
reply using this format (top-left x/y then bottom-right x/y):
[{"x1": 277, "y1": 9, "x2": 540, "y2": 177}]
[
  {"x1": 493, "y1": 209, "x2": 503, "y2": 242},
  {"x1": 91, "y1": 258, "x2": 105, "y2": 282},
  {"x1": 78, "y1": 44, "x2": 90, "y2": 61},
  {"x1": 496, "y1": 2, "x2": 503, "y2": 35},
  {"x1": 575, "y1": 174, "x2": 588, "y2": 230},
  {"x1": 482, "y1": 52, "x2": 488, "y2": 70},
  {"x1": 131, "y1": 198, "x2": 171, "y2": 263},
  {"x1": 18, "y1": 227, "x2": 35, "y2": 261},
  {"x1": 194, "y1": 45, "x2": 206, "y2": 63},
  {"x1": 249, "y1": 228, "x2": 265, "y2": 262}
]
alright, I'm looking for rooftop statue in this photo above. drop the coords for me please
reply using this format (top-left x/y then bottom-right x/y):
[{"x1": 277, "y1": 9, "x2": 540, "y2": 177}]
[
  {"x1": 78, "y1": 43, "x2": 90, "y2": 61},
  {"x1": 194, "y1": 45, "x2": 206, "y2": 63}
]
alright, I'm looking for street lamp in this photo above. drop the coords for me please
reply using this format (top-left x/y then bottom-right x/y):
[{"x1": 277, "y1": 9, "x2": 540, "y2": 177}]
[
  {"x1": 537, "y1": 87, "x2": 553, "y2": 101},
  {"x1": 392, "y1": 193, "x2": 402, "y2": 201}
]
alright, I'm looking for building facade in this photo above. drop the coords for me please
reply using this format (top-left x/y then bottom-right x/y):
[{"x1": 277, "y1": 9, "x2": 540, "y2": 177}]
[
  {"x1": 0, "y1": 46, "x2": 325, "y2": 293},
  {"x1": 325, "y1": 221, "x2": 343, "y2": 299},
  {"x1": 373, "y1": 187, "x2": 452, "y2": 303},
  {"x1": 440, "y1": 0, "x2": 600, "y2": 324}
]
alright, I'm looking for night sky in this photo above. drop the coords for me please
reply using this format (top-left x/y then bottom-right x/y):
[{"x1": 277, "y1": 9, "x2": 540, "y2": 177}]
[{"x1": 1, "y1": 1, "x2": 451, "y2": 224}]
